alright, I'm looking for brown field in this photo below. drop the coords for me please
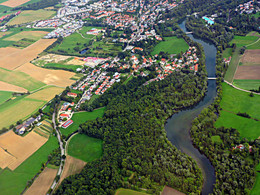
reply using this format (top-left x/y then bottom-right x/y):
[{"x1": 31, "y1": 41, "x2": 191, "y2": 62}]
[
  {"x1": 0, "y1": 81, "x2": 27, "y2": 93},
  {"x1": 0, "y1": 147, "x2": 16, "y2": 169},
  {"x1": 24, "y1": 167, "x2": 57, "y2": 195},
  {"x1": 0, "y1": 47, "x2": 20, "y2": 58},
  {"x1": 28, "y1": 86, "x2": 63, "y2": 101},
  {"x1": 234, "y1": 66, "x2": 260, "y2": 80},
  {"x1": 33, "y1": 54, "x2": 71, "y2": 65},
  {"x1": 4, "y1": 31, "x2": 48, "y2": 42},
  {"x1": 0, "y1": 39, "x2": 56, "y2": 70},
  {"x1": 66, "y1": 58, "x2": 86, "y2": 65},
  {"x1": 162, "y1": 186, "x2": 185, "y2": 195},
  {"x1": 0, "y1": 31, "x2": 12, "y2": 38},
  {"x1": 16, "y1": 63, "x2": 75, "y2": 87},
  {"x1": 241, "y1": 50, "x2": 260, "y2": 66},
  {"x1": 0, "y1": 0, "x2": 30, "y2": 7},
  {"x1": 0, "y1": 131, "x2": 48, "y2": 170},
  {"x1": 58, "y1": 155, "x2": 86, "y2": 186}
]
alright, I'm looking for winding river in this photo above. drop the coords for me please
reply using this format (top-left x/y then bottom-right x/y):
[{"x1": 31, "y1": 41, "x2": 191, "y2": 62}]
[{"x1": 165, "y1": 20, "x2": 217, "y2": 194}]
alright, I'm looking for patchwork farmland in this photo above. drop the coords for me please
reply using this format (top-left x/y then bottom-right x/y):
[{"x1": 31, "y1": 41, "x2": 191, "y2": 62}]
[{"x1": 0, "y1": 0, "x2": 30, "y2": 8}]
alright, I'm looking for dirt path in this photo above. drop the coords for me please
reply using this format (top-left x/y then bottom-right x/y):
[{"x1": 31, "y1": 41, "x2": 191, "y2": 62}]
[
  {"x1": 246, "y1": 38, "x2": 260, "y2": 47},
  {"x1": 224, "y1": 80, "x2": 260, "y2": 95}
]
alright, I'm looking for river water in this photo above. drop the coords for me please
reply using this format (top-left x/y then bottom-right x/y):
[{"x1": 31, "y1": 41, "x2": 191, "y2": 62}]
[{"x1": 165, "y1": 20, "x2": 217, "y2": 194}]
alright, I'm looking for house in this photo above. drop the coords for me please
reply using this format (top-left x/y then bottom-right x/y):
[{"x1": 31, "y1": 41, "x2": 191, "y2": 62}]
[
  {"x1": 62, "y1": 120, "x2": 74, "y2": 128},
  {"x1": 60, "y1": 113, "x2": 70, "y2": 119},
  {"x1": 67, "y1": 92, "x2": 77, "y2": 98}
]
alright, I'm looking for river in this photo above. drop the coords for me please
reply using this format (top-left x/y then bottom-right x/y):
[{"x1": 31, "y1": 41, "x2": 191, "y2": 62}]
[{"x1": 165, "y1": 20, "x2": 217, "y2": 194}]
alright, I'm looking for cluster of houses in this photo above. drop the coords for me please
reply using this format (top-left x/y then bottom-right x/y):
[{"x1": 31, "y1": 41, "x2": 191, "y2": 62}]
[
  {"x1": 235, "y1": 0, "x2": 259, "y2": 14},
  {"x1": 0, "y1": 11, "x2": 21, "y2": 25},
  {"x1": 232, "y1": 144, "x2": 253, "y2": 153},
  {"x1": 104, "y1": 13, "x2": 135, "y2": 30},
  {"x1": 15, "y1": 114, "x2": 42, "y2": 135},
  {"x1": 224, "y1": 56, "x2": 232, "y2": 65},
  {"x1": 58, "y1": 102, "x2": 75, "y2": 128}
]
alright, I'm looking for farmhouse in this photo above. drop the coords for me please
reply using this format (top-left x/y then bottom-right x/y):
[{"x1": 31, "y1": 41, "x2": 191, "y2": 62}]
[{"x1": 67, "y1": 92, "x2": 77, "y2": 98}]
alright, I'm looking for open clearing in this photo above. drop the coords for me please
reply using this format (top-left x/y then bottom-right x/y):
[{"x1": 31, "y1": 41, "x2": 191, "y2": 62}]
[
  {"x1": 0, "y1": 81, "x2": 27, "y2": 93},
  {"x1": 151, "y1": 36, "x2": 189, "y2": 55},
  {"x1": 0, "y1": 90, "x2": 13, "y2": 104},
  {"x1": 8, "y1": 9, "x2": 56, "y2": 25},
  {"x1": 0, "y1": 0, "x2": 30, "y2": 7},
  {"x1": 0, "y1": 136, "x2": 58, "y2": 195},
  {"x1": 234, "y1": 66, "x2": 260, "y2": 80},
  {"x1": 233, "y1": 79, "x2": 260, "y2": 91},
  {"x1": 0, "y1": 38, "x2": 56, "y2": 70},
  {"x1": 24, "y1": 167, "x2": 57, "y2": 195},
  {"x1": 0, "y1": 67, "x2": 45, "y2": 92},
  {"x1": 162, "y1": 186, "x2": 185, "y2": 195},
  {"x1": 61, "y1": 107, "x2": 105, "y2": 136},
  {"x1": 17, "y1": 63, "x2": 75, "y2": 87},
  {"x1": 251, "y1": 172, "x2": 260, "y2": 195},
  {"x1": 241, "y1": 50, "x2": 260, "y2": 66},
  {"x1": 0, "y1": 131, "x2": 48, "y2": 170},
  {"x1": 58, "y1": 155, "x2": 86, "y2": 186},
  {"x1": 68, "y1": 134, "x2": 103, "y2": 162},
  {"x1": 115, "y1": 188, "x2": 148, "y2": 195},
  {"x1": 4, "y1": 31, "x2": 48, "y2": 41},
  {"x1": 215, "y1": 83, "x2": 260, "y2": 140}
]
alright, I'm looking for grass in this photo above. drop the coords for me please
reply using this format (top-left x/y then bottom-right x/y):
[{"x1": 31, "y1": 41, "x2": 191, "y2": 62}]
[
  {"x1": 224, "y1": 47, "x2": 240, "y2": 83},
  {"x1": 68, "y1": 134, "x2": 103, "y2": 162},
  {"x1": 8, "y1": 9, "x2": 56, "y2": 25},
  {"x1": 0, "y1": 67, "x2": 46, "y2": 92},
  {"x1": 0, "y1": 136, "x2": 58, "y2": 195},
  {"x1": 61, "y1": 107, "x2": 106, "y2": 136},
  {"x1": 251, "y1": 172, "x2": 260, "y2": 195},
  {"x1": 215, "y1": 111, "x2": 260, "y2": 140},
  {"x1": 123, "y1": 75, "x2": 133, "y2": 85},
  {"x1": 151, "y1": 36, "x2": 189, "y2": 55},
  {"x1": 222, "y1": 48, "x2": 232, "y2": 59},
  {"x1": 88, "y1": 94, "x2": 99, "y2": 105},
  {"x1": 4, "y1": 31, "x2": 47, "y2": 42},
  {"x1": 0, "y1": 91, "x2": 13, "y2": 105},
  {"x1": 12, "y1": 38, "x2": 35, "y2": 48},
  {"x1": 115, "y1": 188, "x2": 148, "y2": 195},
  {"x1": 233, "y1": 80, "x2": 260, "y2": 91},
  {"x1": 211, "y1": 135, "x2": 223, "y2": 143},
  {"x1": 247, "y1": 39, "x2": 260, "y2": 50},
  {"x1": 70, "y1": 73, "x2": 84, "y2": 81},
  {"x1": 230, "y1": 35, "x2": 259, "y2": 48},
  {"x1": 44, "y1": 63, "x2": 82, "y2": 72}
]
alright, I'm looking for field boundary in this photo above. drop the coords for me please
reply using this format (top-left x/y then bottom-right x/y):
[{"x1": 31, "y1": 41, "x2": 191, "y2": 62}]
[
  {"x1": 224, "y1": 80, "x2": 260, "y2": 95},
  {"x1": 246, "y1": 38, "x2": 260, "y2": 47}
]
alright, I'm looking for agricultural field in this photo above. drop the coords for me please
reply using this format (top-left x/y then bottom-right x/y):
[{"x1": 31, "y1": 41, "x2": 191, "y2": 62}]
[
  {"x1": 230, "y1": 35, "x2": 259, "y2": 48},
  {"x1": 43, "y1": 63, "x2": 82, "y2": 72},
  {"x1": 0, "y1": 136, "x2": 58, "y2": 195},
  {"x1": 0, "y1": 90, "x2": 12, "y2": 104},
  {"x1": 0, "y1": 0, "x2": 30, "y2": 7},
  {"x1": 241, "y1": 49, "x2": 260, "y2": 66},
  {"x1": 162, "y1": 186, "x2": 185, "y2": 195},
  {"x1": 27, "y1": 86, "x2": 63, "y2": 101},
  {"x1": 58, "y1": 155, "x2": 86, "y2": 186},
  {"x1": 215, "y1": 83, "x2": 260, "y2": 140},
  {"x1": 8, "y1": 9, "x2": 56, "y2": 25},
  {"x1": 24, "y1": 167, "x2": 57, "y2": 195},
  {"x1": 68, "y1": 134, "x2": 103, "y2": 162},
  {"x1": 32, "y1": 119, "x2": 53, "y2": 138},
  {"x1": 4, "y1": 31, "x2": 48, "y2": 42},
  {"x1": 0, "y1": 67, "x2": 45, "y2": 92},
  {"x1": 0, "y1": 38, "x2": 56, "y2": 70},
  {"x1": 234, "y1": 66, "x2": 260, "y2": 80},
  {"x1": 60, "y1": 107, "x2": 105, "y2": 136},
  {"x1": 224, "y1": 47, "x2": 240, "y2": 83},
  {"x1": 115, "y1": 188, "x2": 148, "y2": 195},
  {"x1": 0, "y1": 31, "x2": 11, "y2": 38},
  {"x1": 0, "y1": 81, "x2": 27, "y2": 93},
  {"x1": 151, "y1": 36, "x2": 189, "y2": 55},
  {"x1": 233, "y1": 80, "x2": 260, "y2": 91}
]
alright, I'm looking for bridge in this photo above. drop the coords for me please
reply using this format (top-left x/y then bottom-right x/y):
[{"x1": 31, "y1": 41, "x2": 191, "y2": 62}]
[
  {"x1": 208, "y1": 77, "x2": 217, "y2": 80},
  {"x1": 186, "y1": 32, "x2": 193, "y2": 34}
]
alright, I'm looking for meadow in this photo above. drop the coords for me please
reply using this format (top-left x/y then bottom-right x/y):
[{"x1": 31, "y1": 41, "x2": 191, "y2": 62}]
[
  {"x1": 61, "y1": 107, "x2": 106, "y2": 136},
  {"x1": 44, "y1": 63, "x2": 82, "y2": 72},
  {"x1": 233, "y1": 79, "x2": 260, "y2": 91},
  {"x1": 0, "y1": 91, "x2": 12, "y2": 105},
  {"x1": 251, "y1": 172, "x2": 260, "y2": 195},
  {"x1": 211, "y1": 135, "x2": 223, "y2": 144},
  {"x1": 230, "y1": 35, "x2": 259, "y2": 48},
  {"x1": 151, "y1": 36, "x2": 189, "y2": 55},
  {"x1": 224, "y1": 47, "x2": 240, "y2": 83},
  {"x1": 68, "y1": 134, "x2": 103, "y2": 162},
  {"x1": 0, "y1": 136, "x2": 58, "y2": 195},
  {"x1": 8, "y1": 9, "x2": 56, "y2": 25}
]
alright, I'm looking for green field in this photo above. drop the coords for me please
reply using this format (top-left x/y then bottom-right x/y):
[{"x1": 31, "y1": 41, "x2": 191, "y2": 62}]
[
  {"x1": 230, "y1": 35, "x2": 259, "y2": 48},
  {"x1": 224, "y1": 47, "x2": 240, "y2": 83},
  {"x1": 68, "y1": 134, "x2": 103, "y2": 162},
  {"x1": 44, "y1": 63, "x2": 82, "y2": 72},
  {"x1": 115, "y1": 188, "x2": 148, "y2": 195},
  {"x1": 0, "y1": 136, "x2": 58, "y2": 195},
  {"x1": 211, "y1": 135, "x2": 223, "y2": 144},
  {"x1": 151, "y1": 36, "x2": 189, "y2": 55},
  {"x1": 61, "y1": 107, "x2": 106, "y2": 136},
  {"x1": 0, "y1": 91, "x2": 12, "y2": 105},
  {"x1": 233, "y1": 80, "x2": 260, "y2": 91},
  {"x1": 215, "y1": 83, "x2": 260, "y2": 140},
  {"x1": 0, "y1": 67, "x2": 45, "y2": 92},
  {"x1": 251, "y1": 172, "x2": 260, "y2": 195},
  {"x1": 222, "y1": 48, "x2": 232, "y2": 59}
]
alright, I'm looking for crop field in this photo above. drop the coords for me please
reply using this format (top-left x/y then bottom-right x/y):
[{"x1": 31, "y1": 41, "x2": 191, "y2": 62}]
[
  {"x1": 68, "y1": 134, "x2": 103, "y2": 162},
  {"x1": 230, "y1": 35, "x2": 259, "y2": 48},
  {"x1": 234, "y1": 66, "x2": 260, "y2": 80},
  {"x1": 215, "y1": 83, "x2": 260, "y2": 140},
  {"x1": 17, "y1": 63, "x2": 75, "y2": 87},
  {"x1": 161, "y1": 186, "x2": 185, "y2": 195},
  {"x1": 151, "y1": 36, "x2": 189, "y2": 55},
  {"x1": 58, "y1": 155, "x2": 86, "y2": 186},
  {"x1": 115, "y1": 188, "x2": 148, "y2": 195},
  {"x1": 0, "y1": 67, "x2": 45, "y2": 92},
  {"x1": 32, "y1": 119, "x2": 53, "y2": 138},
  {"x1": 27, "y1": 86, "x2": 63, "y2": 101},
  {"x1": 0, "y1": 31, "x2": 11, "y2": 38},
  {"x1": 5, "y1": 31, "x2": 48, "y2": 42},
  {"x1": 8, "y1": 9, "x2": 56, "y2": 25},
  {"x1": 24, "y1": 167, "x2": 57, "y2": 195},
  {"x1": 0, "y1": 46, "x2": 19, "y2": 57},
  {"x1": 241, "y1": 50, "x2": 260, "y2": 66},
  {"x1": 233, "y1": 80, "x2": 260, "y2": 91},
  {"x1": 0, "y1": 0, "x2": 30, "y2": 7},
  {"x1": 61, "y1": 107, "x2": 105, "y2": 136},
  {"x1": 0, "y1": 90, "x2": 12, "y2": 104},
  {"x1": 44, "y1": 63, "x2": 82, "y2": 72},
  {"x1": 0, "y1": 136, "x2": 58, "y2": 195},
  {"x1": 0, "y1": 131, "x2": 48, "y2": 170},
  {"x1": 0, "y1": 38, "x2": 56, "y2": 70},
  {"x1": 0, "y1": 81, "x2": 27, "y2": 93},
  {"x1": 224, "y1": 47, "x2": 240, "y2": 83}
]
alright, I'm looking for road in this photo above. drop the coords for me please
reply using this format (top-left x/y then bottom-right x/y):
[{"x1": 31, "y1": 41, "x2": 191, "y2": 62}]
[{"x1": 224, "y1": 80, "x2": 260, "y2": 95}]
